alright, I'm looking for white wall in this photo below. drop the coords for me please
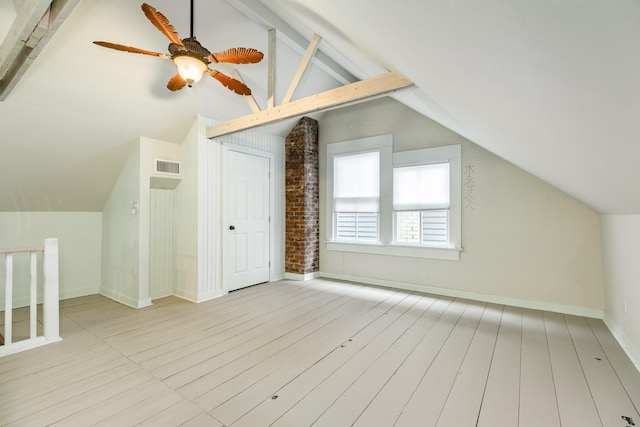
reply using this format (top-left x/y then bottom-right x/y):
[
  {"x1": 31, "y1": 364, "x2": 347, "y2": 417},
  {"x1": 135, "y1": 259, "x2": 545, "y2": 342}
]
[
  {"x1": 602, "y1": 215, "x2": 640, "y2": 369},
  {"x1": 0, "y1": 212, "x2": 101, "y2": 307},
  {"x1": 101, "y1": 136, "x2": 182, "y2": 308},
  {"x1": 100, "y1": 141, "x2": 142, "y2": 307},
  {"x1": 319, "y1": 98, "x2": 605, "y2": 316},
  {"x1": 142, "y1": 137, "x2": 182, "y2": 301},
  {"x1": 149, "y1": 188, "x2": 175, "y2": 299},
  {"x1": 173, "y1": 117, "x2": 203, "y2": 301}
]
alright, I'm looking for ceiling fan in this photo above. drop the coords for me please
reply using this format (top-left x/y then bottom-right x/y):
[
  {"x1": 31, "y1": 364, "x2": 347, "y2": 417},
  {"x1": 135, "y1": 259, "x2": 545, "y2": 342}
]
[{"x1": 93, "y1": 3, "x2": 264, "y2": 95}]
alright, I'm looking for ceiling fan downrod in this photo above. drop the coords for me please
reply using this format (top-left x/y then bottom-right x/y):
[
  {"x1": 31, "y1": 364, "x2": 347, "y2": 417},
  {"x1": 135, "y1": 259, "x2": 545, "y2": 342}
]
[{"x1": 190, "y1": 0, "x2": 194, "y2": 39}]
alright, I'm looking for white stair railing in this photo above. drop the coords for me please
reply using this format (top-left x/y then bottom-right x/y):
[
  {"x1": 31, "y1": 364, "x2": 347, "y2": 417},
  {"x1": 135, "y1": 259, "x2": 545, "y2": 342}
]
[{"x1": 0, "y1": 238, "x2": 61, "y2": 357}]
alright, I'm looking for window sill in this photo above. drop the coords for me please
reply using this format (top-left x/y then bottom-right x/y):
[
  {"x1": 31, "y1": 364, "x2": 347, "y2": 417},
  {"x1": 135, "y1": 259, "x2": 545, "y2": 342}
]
[{"x1": 326, "y1": 241, "x2": 461, "y2": 261}]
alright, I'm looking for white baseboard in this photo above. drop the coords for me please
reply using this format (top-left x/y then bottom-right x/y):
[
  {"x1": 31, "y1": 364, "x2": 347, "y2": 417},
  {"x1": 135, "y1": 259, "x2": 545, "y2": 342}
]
[
  {"x1": 318, "y1": 272, "x2": 604, "y2": 319},
  {"x1": 99, "y1": 288, "x2": 151, "y2": 309},
  {"x1": 173, "y1": 288, "x2": 198, "y2": 303},
  {"x1": 172, "y1": 288, "x2": 227, "y2": 303},
  {"x1": 60, "y1": 285, "x2": 100, "y2": 301},
  {"x1": 137, "y1": 298, "x2": 153, "y2": 308},
  {"x1": 1, "y1": 285, "x2": 100, "y2": 310},
  {"x1": 271, "y1": 272, "x2": 286, "y2": 282},
  {"x1": 195, "y1": 289, "x2": 228, "y2": 303},
  {"x1": 284, "y1": 271, "x2": 321, "y2": 281},
  {"x1": 603, "y1": 315, "x2": 640, "y2": 374}
]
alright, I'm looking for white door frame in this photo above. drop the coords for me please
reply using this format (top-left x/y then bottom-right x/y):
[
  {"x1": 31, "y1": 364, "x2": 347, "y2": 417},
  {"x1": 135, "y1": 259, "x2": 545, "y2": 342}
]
[{"x1": 222, "y1": 142, "x2": 275, "y2": 290}]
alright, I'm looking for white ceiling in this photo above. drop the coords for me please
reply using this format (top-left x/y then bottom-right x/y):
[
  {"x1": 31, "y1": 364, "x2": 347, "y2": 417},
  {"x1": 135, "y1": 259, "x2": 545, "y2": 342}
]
[{"x1": 1, "y1": 0, "x2": 639, "y2": 214}]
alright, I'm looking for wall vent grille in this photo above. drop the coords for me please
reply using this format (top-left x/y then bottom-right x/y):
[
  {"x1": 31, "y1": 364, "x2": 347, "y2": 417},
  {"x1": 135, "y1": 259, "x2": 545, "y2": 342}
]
[{"x1": 155, "y1": 159, "x2": 180, "y2": 175}]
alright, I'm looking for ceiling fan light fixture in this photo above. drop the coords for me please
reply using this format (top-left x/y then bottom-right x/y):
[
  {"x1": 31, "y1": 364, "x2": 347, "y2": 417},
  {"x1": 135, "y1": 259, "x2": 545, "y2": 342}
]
[
  {"x1": 94, "y1": 3, "x2": 262, "y2": 94},
  {"x1": 173, "y1": 54, "x2": 207, "y2": 86}
]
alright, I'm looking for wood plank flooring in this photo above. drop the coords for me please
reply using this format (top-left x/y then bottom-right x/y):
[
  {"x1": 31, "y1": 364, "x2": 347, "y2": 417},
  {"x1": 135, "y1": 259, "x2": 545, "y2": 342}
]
[{"x1": 1, "y1": 278, "x2": 639, "y2": 426}]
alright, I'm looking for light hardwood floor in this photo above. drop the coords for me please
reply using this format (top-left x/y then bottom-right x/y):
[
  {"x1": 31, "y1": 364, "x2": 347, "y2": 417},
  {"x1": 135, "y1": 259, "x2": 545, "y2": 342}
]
[{"x1": 1, "y1": 278, "x2": 639, "y2": 426}]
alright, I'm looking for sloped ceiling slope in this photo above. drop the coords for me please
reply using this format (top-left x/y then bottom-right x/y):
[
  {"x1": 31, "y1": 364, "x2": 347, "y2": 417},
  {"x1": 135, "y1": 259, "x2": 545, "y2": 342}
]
[
  {"x1": 0, "y1": 0, "x2": 341, "y2": 211},
  {"x1": 260, "y1": 0, "x2": 640, "y2": 214}
]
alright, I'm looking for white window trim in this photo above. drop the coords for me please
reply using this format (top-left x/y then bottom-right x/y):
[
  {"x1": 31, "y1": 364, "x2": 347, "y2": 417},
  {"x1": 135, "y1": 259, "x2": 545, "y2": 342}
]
[
  {"x1": 326, "y1": 134, "x2": 393, "y2": 243},
  {"x1": 392, "y1": 144, "x2": 462, "y2": 256},
  {"x1": 326, "y1": 136, "x2": 461, "y2": 261}
]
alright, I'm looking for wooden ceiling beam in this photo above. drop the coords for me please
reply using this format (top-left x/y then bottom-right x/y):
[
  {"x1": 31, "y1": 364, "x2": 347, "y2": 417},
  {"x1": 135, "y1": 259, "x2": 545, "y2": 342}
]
[
  {"x1": 267, "y1": 28, "x2": 276, "y2": 109},
  {"x1": 0, "y1": 0, "x2": 80, "y2": 100},
  {"x1": 0, "y1": 0, "x2": 52, "y2": 80},
  {"x1": 282, "y1": 33, "x2": 321, "y2": 104},
  {"x1": 206, "y1": 71, "x2": 413, "y2": 139}
]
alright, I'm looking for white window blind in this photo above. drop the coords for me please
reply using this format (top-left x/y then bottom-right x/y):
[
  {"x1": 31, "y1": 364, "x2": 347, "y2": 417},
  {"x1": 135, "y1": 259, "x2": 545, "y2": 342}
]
[
  {"x1": 334, "y1": 151, "x2": 380, "y2": 212},
  {"x1": 393, "y1": 162, "x2": 450, "y2": 210},
  {"x1": 421, "y1": 210, "x2": 448, "y2": 244},
  {"x1": 336, "y1": 212, "x2": 378, "y2": 241}
]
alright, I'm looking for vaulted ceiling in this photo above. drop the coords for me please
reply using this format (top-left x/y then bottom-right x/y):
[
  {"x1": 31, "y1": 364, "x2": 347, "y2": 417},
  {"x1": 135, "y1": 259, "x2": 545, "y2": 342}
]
[{"x1": 1, "y1": 0, "x2": 639, "y2": 214}]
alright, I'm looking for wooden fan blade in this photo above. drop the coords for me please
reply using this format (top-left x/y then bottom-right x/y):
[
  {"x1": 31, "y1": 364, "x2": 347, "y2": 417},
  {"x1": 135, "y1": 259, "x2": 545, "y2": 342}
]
[
  {"x1": 167, "y1": 74, "x2": 187, "y2": 91},
  {"x1": 210, "y1": 47, "x2": 264, "y2": 64},
  {"x1": 93, "y1": 41, "x2": 168, "y2": 58},
  {"x1": 208, "y1": 69, "x2": 252, "y2": 95},
  {"x1": 141, "y1": 3, "x2": 184, "y2": 47}
]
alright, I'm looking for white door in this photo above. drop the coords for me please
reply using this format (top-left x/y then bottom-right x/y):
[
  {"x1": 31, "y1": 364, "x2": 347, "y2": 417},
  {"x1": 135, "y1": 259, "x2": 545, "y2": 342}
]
[{"x1": 224, "y1": 149, "x2": 270, "y2": 291}]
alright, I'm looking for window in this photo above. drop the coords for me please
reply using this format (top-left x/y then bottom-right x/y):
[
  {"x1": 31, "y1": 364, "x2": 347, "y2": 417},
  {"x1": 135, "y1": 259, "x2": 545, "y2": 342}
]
[
  {"x1": 326, "y1": 135, "x2": 461, "y2": 261},
  {"x1": 395, "y1": 209, "x2": 449, "y2": 245},
  {"x1": 393, "y1": 162, "x2": 450, "y2": 246},
  {"x1": 333, "y1": 151, "x2": 380, "y2": 242}
]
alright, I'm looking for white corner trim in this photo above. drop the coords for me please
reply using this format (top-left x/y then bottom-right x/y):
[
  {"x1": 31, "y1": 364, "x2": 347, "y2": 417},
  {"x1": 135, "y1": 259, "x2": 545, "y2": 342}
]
[
  {"x1": 318, "y1": 272, "x2": 605, "y2": 319},
  {"x1": 285, "y1": 272, "x2": 321, "y2": 281},
  {"x1": 603, "y1": 315, "x2": 640, "y2": 374}
]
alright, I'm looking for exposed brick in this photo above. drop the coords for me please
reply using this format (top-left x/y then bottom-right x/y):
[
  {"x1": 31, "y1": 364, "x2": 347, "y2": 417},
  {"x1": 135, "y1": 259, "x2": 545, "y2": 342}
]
[{"x1": 285, "y1": 117, "x2": 319, "y2": 275}]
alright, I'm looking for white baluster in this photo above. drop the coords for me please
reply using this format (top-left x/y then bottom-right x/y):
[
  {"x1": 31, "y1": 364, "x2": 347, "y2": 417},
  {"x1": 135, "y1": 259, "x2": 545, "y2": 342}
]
[
  {"x1": 4, "y1": 254, "x2": 13, "y2": 345},
  {"x1": 43, "y1": 238, "x2": 60, "y2": 341},
  {"x1": 30, "y1": 251, "x2": 37, "y2": 339}
]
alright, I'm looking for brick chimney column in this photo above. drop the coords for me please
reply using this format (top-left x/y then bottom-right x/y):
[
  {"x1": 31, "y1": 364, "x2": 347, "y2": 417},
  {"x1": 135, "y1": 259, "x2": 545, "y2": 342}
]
[{"x1": 285, "y1": 117, "x2": 319, "y2": 276}]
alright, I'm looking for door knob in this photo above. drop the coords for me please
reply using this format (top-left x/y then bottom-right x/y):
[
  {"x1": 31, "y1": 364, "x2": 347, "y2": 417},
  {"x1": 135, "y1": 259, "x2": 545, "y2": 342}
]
[{"x1": 229, "y1": 225, "x2": 235, "y2": 230}]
